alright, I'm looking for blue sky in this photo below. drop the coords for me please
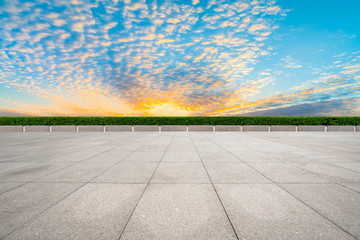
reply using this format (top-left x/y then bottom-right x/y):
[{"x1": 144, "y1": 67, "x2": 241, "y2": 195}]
[{"x1": 0, "y1": 0, "x2": 359, "y2": 116}]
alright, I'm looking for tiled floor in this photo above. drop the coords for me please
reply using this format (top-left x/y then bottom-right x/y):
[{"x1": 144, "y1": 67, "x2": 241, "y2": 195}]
[{"x1": 0, "y1": 132, "x2": 359, "y2": 239}]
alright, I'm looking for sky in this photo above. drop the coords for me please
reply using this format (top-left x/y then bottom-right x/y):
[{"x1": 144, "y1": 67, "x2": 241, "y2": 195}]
[{"x1": 0, "y1": 0, "x2": 359, "y2": 116}]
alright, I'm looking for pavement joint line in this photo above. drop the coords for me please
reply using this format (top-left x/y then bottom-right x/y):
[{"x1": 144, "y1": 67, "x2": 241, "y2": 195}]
[
  {"x1": 0, "y1": 133, "x2": 163, "y2": 240},
  {"x1": 208, "y1": 132, "x2": 360, "y2": 240},
  {"x1": 117, "y1": 132, "x2": 176, "y2": 240},
  {"x1": 189, "y1": 132, "x2": 240, "y2": 240}
]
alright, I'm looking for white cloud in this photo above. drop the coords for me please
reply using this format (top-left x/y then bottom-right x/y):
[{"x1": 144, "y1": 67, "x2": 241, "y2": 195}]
[
  {"x1": 192, "y1": 0, "x2": 199, "y2": 5},
  {"x1": 72, "y1": 22, "x2": 85, "y2": 32},
  {"x1": 248, "y1": 24, "x2": 268, "y2": 33},
  {"x1": 53, "y1": 19, "x2": 66, "y2": 26}
]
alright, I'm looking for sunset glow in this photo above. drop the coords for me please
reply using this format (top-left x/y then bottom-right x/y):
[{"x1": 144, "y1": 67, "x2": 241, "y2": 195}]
[{"x1": 0, "y1": 0, "x2": 359, "y2": 116}]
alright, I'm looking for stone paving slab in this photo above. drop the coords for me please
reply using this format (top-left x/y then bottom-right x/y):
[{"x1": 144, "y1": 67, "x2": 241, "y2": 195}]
[
  {"x1": 0, "y1": 182, "x2": 23, "y2": 194},
  {"x1": 4, "y1": 184, "x2": 146, "y2": 240},
  {"x1": 248, "y1": 162, "x2": 329, "y2": 183},
  {"x1": 203, "y1": 162, "x2": 270, "y2": 183},
  {"x1": 215, "y1": 184, "x2": 355, "y2": 240},
  {"x1": 119, "y1": 184, "x2": 237, "y2": 240},
  {"x1": 151, "y1": 162, "x2": 210, "y2": 183},
  {"x1": 281, "y1": 183, "x2": 360, "y2": 239},
  {"x1": 92, "y1": 162, "x2": 158, "y2": 183},
  {"x1": 0, "y1": 132, "x2": 359, "y2": 240},
  {"x1": 0, "y1": 183, "x2": 82, "y2": 239},
  {"x1": 162, "y1": 151, "x2": 200, "y2": 161}
]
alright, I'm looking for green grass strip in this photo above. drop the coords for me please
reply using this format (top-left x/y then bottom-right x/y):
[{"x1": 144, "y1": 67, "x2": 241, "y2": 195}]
[{"x1": 0, "y1": 116, "x2": 359, "y2": 125}]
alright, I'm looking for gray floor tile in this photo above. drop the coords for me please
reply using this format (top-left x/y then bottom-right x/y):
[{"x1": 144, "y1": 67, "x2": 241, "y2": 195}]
[
  {"x1": 281, "y1": 183, "x2": 360, "y2": 239},
  {"x1": 122, "y1": 151, "x2": 164, "y2": 162},
  {"x1": 204, "y1": 162, "x2": 270, "y2": 183},
  {"x1": 291, "y1": 162, "x2": 360, "y2": 183},
  {"x1": 331, "y1": 163, "x2": 360, "y2": 173},
  {"x1": 216, "y1": 184, "x2": 355, "y2": 240},
  {"x1": 0, "y1": 183, "x2": 81, "y2": 239},
  {"x1": 198, "y1": 151, "x2": 239, "y2": 161},
  {"x1": 0, "y1": 162, "x2": 74, "y2": 182},
  {"x1": 0, "y1": 162, "x2": 36, "y2": 174},
  {"x1": 0, "y1": 182, "x2": 23, "y2": 194},
  {"x1": 35, "y1": 161, "x2": 115, "y2": 183},
  {"x1": 162, "y1": 151, "x2": 201, "y2": 161},
  {"x1": 248, "y1": 162, "x2": 329, "y2": 183},
  {"x1": 120, "y1": 184, "x2": 237, "y2": 240},
  {"x1": 231, "y1": 151, "x2": 281, "y2": 162},
  {"x1": 4, "y1": 183, "x2": 146, "y2": 240},
  {"x1": 93, "y1": 162, "x2": 158, "y2": 183},
  {"x1": 341, "y1": 183, "x2": 360, "y2": 193},
  {"x1": 151, "y1": 162, "x2": 210, "y2": 183}
]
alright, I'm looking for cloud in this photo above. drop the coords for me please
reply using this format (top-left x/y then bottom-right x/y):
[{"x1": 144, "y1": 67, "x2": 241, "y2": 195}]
[
  {"x1": 53, "y1": 19, "x2": 66, "y2": 26},
  {"x1": 8, "y1": 0, "x2": 354, "y2": 117},
  {"x1": 72, "y1": 22, "x2": 85, "y2": 32},
  {"x1": 192, "y1": 0, "x2": 200, "y2": 5},
  {"x1": 239, "y1": 98, "x2": 360, "y2": 116},
  {"x1": 248, "y1": 23, "x2": 268, "y2": 33}
]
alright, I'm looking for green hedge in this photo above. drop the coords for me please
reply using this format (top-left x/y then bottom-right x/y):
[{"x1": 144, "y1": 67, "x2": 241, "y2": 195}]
[{"x1": 0, "y1": 117, "x2": 359, "y2": 125}]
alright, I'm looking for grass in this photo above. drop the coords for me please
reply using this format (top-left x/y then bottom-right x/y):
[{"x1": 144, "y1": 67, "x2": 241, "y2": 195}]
[{"x1": 0, "y1": 116, "x2": 359, "y2": 125}]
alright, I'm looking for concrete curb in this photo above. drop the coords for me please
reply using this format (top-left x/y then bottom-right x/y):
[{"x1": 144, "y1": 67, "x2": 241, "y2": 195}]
[
  {"x1": 0, "y1": 126, "x2": 23, "y2": 132},
  {"x1": 0, "y1": 125, "x2": 359, "y2": 132},
  {"x1": 51, "y1": 125, "x2": 77, "y2": 132},
  {"x1": 188, "y1": 125, "x2": 213, "y2": 132},
  {"x1": 24, "y1": 126, "x2": 50, "y2": 132},
  {"x1": 161, "y1": 125, "x2": 187, "y2": 132},
  {"x1": 270, "y1": 125, "x2": 297, "y2": 132},
  {"x1": 243, "y1": 125, "x2": 270, "y2": 132},
  {"x1": 77, "y1": 125, "x2": 104, "y2": 132},
  {"x1": 133, "y1": 125, "x2": 159, "y2": 132},
  {"x1": 327, "y1": 126, "x2": 356, "y2": 132},
  {"x1": 105, "y1": 125, "x2": 132, "y2": 132},
  {"x1": 297, "y1": 125, "x2": 326, "y2": 132},
  {"x1": 215, "y1": 125, "x2": 242, "y2": 132}
]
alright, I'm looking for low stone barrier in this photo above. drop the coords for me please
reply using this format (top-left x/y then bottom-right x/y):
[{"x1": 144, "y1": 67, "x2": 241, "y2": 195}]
[
  {"x1": 105, "y1": 125, "x2": 132, "y2": 132},
  {"x1": 297, "y1": 125, "x2": 326, "y2": 132},
  {"x1": 161, "y1": 125, "x2": 187, "y2": 132},
  {"x1": 24, "y1": 126, "x2": 50, "y2": 132},
  {"x1": 134, "y1": 125, "x2": 159, "y2": 132},
  {"x1": 51, "y1": 125, "x2": 77, "y2": 132},
  {"x1": 243, "y1": 125, "x2": 269, "y2": 132},
  {"x1": 270, "y1": 125, "x2": 297, "y2": 132},
  {"x1": 1, "y1": 125, "x2": 359, "y2": 132},
  {"x1": 188, "y1": 125, "x2": 213, "y2": 132},
  {"x1": 0, "y1": 126, "x2": 23, "y2": 132},
  {"x1": 327, "y1": 126, "x2": 355, "y2": 132},
  {"x1": 77, "y1": 125, "x2": 104, "y2": 132},
  {"x1": 215, "y1": 125, "x2": 242, "y2": 132}
]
